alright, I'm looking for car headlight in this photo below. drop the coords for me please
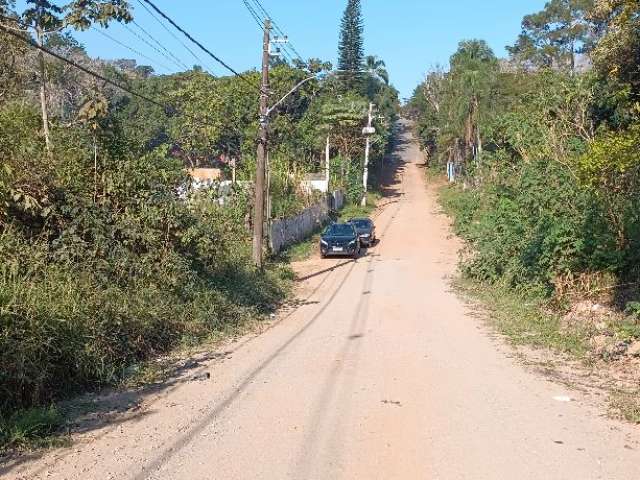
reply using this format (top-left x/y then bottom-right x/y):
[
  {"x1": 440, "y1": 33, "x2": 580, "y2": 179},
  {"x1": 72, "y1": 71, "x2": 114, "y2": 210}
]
[
  {"x1": 361, "y1": 233, "x2": 370, "y2": 238},
  {"x1": 320, "y1": 239, "x2": 328, "y2": 247},
  {"x1": 349, "y1": 239, "x2": 357, "y2": 246}
]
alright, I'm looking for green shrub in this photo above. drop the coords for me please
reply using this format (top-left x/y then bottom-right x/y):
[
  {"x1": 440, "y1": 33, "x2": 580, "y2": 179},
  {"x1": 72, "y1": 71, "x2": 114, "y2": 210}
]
[
  {"x1": 0, "y1": 229, "x2": 289, "y2": 413},
  {"x1": 441, "y1": 154, "x2": 633, "y2": 293},
  {"x1": 0, "y1": 138, "x2": 290, "y2": 415},
  {"x1": 0, "y1": 406, "x2": 65, "y2": 451}
]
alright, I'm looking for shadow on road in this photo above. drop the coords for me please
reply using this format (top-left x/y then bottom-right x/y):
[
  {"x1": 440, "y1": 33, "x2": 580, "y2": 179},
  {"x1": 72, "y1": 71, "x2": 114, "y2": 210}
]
[
  {"x1": 130, "y1": 260, "x2": 359, "y2": 480},
  {"x1": 296, "y1": 259, "x2": 355, "y2": 282}
]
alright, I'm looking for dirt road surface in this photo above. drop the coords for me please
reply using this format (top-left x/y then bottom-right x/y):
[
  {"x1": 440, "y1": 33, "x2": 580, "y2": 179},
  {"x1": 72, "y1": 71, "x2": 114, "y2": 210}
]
[{"x1": 4, "y1": 123, "x2": 639, "y2": 479}]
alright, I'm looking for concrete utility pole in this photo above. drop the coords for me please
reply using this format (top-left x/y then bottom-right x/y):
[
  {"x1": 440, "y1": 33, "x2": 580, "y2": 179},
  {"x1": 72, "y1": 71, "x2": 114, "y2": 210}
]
[
  {"x1": 361, "y1": 102, "x2": 375, "y2": 206},
  {"x1": 35, "y1": 23, "x2": 52, "y2": 156},
  {"x1": 252, "y1": 19, "x2": 271, "y2": 268},
  {"x1": 325, "y1": 136, "x2": 331, "y2": 189},
  {"x1": 231, "y1": 158, "x2": 237, "y2": 185}
]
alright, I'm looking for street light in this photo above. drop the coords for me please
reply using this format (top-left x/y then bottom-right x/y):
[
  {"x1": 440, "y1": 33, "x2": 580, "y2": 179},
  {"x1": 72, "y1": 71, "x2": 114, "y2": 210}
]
[
  {"x1": 265, "y1": 69, "x2": 378, "y2": 207},
  {"x1": 264, "y1": 72, "x2": 327, "y2": 119},
  {"x1": 264, "y1": 70, "x2": 371, "y2": 122}
]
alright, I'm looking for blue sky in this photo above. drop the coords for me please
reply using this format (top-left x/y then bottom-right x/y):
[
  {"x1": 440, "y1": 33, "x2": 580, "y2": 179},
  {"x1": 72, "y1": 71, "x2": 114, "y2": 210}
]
[{"x1": 20, "y1": 1, "x2": 548, "y2": 98}]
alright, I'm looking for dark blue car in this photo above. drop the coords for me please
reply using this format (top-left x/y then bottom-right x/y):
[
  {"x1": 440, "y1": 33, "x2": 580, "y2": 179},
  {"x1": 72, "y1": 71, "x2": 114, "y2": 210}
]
[
  {"x1": 320, "y1": 223, "x2": 361, "y2": 259},
  {"x1": 349, "y1": 217, "x2": 376, "y2": 247}
]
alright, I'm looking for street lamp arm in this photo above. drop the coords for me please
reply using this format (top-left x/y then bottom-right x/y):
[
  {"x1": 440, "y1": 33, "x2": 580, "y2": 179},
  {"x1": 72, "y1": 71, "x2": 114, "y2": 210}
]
[{"x1": 265, "y1": 75, "x2": 319, "y2": 117}]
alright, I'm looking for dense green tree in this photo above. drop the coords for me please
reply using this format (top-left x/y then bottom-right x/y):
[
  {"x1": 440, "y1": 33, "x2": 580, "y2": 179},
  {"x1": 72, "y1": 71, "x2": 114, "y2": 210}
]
[
  {"x1": 64, "y1": 0, "x2": 132, "y2": 29},
  {"x1": 22, "y1": 1, "x2": 65, "y2": 154},
  {"x1": 338, "y1": 0, "x2": 364, "y2": 90},
  {"x1": 0, "y1": 1, "x2": 400, "y2": 421},
  {"x1": 15, "y1": 1, "x2": 132, "y2": 154},
  {"x1": 0, "y1": 2, "x2": 30, "y2": 103},
  {"x1": 507, "y1": 0, "x2": 595, "y2": 72},
  {"x1": 409, "y1": 0, "x2": 640, "y2": 301},
  {"x1": 363, "y1": 54, "x2": 390, "y2": 100},
  {"x1": 364, "y1": 55, "x2": 388, "y2": 85},
  {"x1": 407, "y1": 68, "x2": 447, "y2": 161},
  {"x1": 591, "y1": 0, "x2": 640, "y2": 96},
  {"x1": 318, "y1": 92, "x2": 368, "y2": 159},
  {"x1": 294, "y1": 57, "x2": 332, "y2": 74},
  {"x1": 440, "y1": 40, "x2": 499, "y2": 166}
]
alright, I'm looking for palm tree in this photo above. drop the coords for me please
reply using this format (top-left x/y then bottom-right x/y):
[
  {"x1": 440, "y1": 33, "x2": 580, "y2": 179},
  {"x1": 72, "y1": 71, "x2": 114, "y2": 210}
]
[
  {"x1": 364, "y1": 55, "x2": 389, "y2": 85},
  {"x1": 449, "y1": 40, "x2": 498, "y2": 165}
]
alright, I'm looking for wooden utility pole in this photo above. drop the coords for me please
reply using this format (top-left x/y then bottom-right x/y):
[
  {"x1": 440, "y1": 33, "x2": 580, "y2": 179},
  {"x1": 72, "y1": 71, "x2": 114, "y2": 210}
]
[
  {"x1": 361, "y1": 102, "x2": 374, "y2": 206},
  {"x1": 252, "y1": 19, "x2": 271, "y2": 268}
]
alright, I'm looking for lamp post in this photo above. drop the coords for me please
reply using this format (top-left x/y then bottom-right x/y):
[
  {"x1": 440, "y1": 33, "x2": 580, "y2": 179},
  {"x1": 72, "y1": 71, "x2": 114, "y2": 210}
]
[{"x1": 361, "y1": 102, "x2": 376, "y2": 206}]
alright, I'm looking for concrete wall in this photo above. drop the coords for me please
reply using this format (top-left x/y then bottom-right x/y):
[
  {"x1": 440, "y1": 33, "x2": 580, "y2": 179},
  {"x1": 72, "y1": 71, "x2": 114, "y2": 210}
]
[
  {"x1": 270, "y1": 201, "x2": 328, "y2": 254},
  {"x1": 331, "y1": 190, "x2": 345, "y2": 211},
  {"x1": 269, "y1": 190, "x2": 345, "y2": 254},
  {"x1": 301, "y1": 179, "x2": 329, "y2": 194}
]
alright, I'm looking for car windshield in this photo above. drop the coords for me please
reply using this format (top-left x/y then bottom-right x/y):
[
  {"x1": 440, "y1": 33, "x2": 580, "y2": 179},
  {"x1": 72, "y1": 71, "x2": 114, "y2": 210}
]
[
  {"x1": 325, "y1": 224, "x2": 355, "y2": 236},
  {"x1": 352, "y1": 220, "x2": 371, "y2": 229}
]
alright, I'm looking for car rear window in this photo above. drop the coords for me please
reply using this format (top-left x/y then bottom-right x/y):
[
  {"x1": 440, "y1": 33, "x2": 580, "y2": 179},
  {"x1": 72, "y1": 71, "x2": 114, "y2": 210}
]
[{"x1": 352, "y1": 220, "x2": 371, "y2": 229}]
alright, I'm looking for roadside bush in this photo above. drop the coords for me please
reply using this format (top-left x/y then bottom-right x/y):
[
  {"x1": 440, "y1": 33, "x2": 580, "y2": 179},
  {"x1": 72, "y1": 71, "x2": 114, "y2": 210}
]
[
  {"x1": 0, "y1": 224, "x2": 288, "y2": 415},
  {"x1": 0, "y1": 140, "x2": 289, "y2": 415},
  {"x1": 441, "y1": 155, "x2": 629, "y2": 294},
  {"x1": 0, "y1": 406, "x2": 65, "y2": 451}
]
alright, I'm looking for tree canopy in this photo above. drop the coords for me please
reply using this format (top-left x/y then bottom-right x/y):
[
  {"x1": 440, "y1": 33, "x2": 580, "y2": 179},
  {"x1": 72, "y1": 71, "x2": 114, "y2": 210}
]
[
  {"x1": 408, "y1": 0, "x2": 640, "y2": 300},
  {"x1": 338, "y1": 0, "x2": 364, "y2": 89},
  {"x1": 507, "y1": 0, "x2": 595, "y2": 71}
]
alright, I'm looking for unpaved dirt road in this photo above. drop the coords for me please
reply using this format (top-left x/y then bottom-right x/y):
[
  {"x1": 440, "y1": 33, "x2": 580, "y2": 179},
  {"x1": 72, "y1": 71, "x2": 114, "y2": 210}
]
[{"x1": 4, "y1": 123, "x2": 639, "y2": 479}]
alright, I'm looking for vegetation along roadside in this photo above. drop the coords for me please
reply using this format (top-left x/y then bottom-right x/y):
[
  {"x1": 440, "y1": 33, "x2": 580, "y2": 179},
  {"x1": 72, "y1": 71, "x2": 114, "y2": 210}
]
[{"x1": 406, "y1": 0, "x2": 640, "y2": 423}]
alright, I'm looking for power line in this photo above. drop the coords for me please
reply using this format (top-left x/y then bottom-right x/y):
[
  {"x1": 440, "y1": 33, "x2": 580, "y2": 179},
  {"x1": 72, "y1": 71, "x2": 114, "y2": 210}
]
[
  {"x1": 240, "y1": 0, "x2": 297, "y2": 65},
  {"x1": 126, "y1": 21, "x2": 190, "y2": 71},
  {"x1": 278, "y1": 42, "x2": 300, "y2": 66},
  {"x1": 247, "y1": 1, "x2": 293, "y2": 65},
  {"x1": 247, "y1": 0, "x2": 306, "y2": 64},
  {"x1": 90, "y1": 25, "x2": 174, "y2": 73},
  {"x1": 250, "y1": 0, "x2": 283, "y2": 35},
  {"x1": 0, "y1": 21, "x2": 252, "y2": 159},
  {"x1": 134, "y1": 0, "x2": 215, "y2": 74},
  {"x1": 0, "y1": 21, "x2": 168, "y2": 110},
  {"x1": 139, "y1": 0, "x2": 260, "y2": 92},
  {"x1": 0, "y1": 16, "x2": 256, "y2": 158},
  {"x1": 241, "y1": 0, "x2": 263, "y2": 29}
]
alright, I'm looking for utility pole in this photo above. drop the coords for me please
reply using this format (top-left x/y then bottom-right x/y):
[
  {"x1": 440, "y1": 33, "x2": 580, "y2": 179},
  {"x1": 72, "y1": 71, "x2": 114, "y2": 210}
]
[
  {"x1": 252, "y1": 19, "x2": 271, "y2": 268},
  {"x1": 325, "y1": 135, "x2": 330, "y2": 189},
  {"x1": 35, "y1": 10, "x2": 52, "y2": 156},
  {"x1": 231, "y1": 157, "x2": 237, "y2": 185},
  {"x1": 361, "y1": 102, "x2": 374, "y2": 206},
  {"x1": 266, "y1": 151, "x2": 271, "y2": 224}
]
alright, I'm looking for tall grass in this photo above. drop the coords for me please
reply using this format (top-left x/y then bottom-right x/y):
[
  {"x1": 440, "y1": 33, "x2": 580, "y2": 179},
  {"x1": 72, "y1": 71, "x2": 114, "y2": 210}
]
[{"x1": 0, "y1": 232, "x2": 290, "y2": 418}]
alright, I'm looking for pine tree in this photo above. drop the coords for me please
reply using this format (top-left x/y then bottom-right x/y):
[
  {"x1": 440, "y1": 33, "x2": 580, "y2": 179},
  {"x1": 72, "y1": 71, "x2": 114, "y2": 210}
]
[{"x1": 338, "y1": 0, "x2": 364, "y2": 90}]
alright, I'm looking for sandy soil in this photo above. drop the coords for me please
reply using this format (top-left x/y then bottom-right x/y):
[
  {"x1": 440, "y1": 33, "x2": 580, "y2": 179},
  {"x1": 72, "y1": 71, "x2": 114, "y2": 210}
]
[{"x1": 3, "y1": 122, "x2": 639, "y2": 480}]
